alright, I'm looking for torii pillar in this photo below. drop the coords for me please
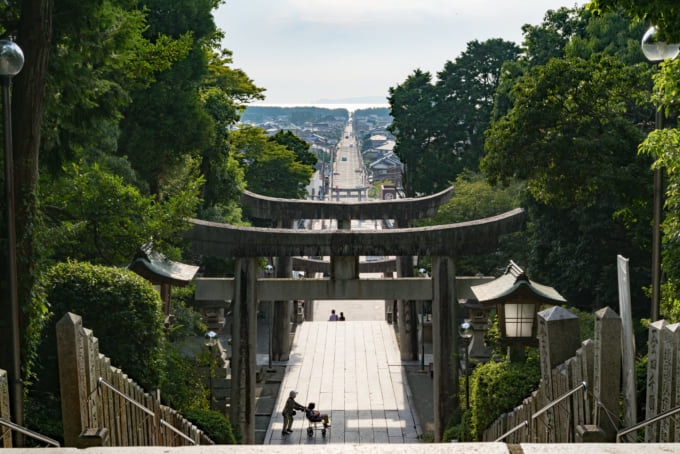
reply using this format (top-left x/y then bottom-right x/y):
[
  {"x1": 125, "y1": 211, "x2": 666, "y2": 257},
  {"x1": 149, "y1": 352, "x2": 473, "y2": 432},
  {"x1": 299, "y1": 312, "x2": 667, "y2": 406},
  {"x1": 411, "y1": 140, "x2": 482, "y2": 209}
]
[
  {"x1": 432, "y1": 256, "x2": 458, "y2": 442},
  {"x1": 272, "y1": 219, "x2": 293, "y2": 361},
  {"x1": 229, "y1": 258, "x2": 258, "y2": 444}
]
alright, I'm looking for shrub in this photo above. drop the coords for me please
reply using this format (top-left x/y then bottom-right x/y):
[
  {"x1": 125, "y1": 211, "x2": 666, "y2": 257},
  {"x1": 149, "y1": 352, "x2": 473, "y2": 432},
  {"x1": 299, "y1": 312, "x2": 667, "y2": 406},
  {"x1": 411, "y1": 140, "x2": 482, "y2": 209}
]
[
  {"x1": 182, "y1": 409, "x2": 236, "y2": 444},
  {"x1": 468, "y1": 354, "x2": 541, "y2": 440},
  {"x1": 26, "y1": 261, "x2": 166, "y2": 442},
  {"x1": 40, "y1": 261, "x2": 166, "y2": 389}
]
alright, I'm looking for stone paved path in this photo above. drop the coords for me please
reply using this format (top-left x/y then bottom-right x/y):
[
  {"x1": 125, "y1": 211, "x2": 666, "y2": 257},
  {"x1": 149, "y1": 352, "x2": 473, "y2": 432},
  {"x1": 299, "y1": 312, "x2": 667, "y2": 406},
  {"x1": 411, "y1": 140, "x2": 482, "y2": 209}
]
[{"x1": 264, "y1": 320, "x2": 422, "y2": 445}]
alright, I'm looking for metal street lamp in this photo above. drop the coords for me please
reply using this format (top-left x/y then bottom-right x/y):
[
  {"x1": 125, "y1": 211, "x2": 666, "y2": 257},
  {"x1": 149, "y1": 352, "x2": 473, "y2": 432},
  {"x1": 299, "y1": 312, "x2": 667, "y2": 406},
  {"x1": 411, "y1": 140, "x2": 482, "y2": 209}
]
[
  {"x1": 0, "y1": 37, "x2": 24, "y2": 432},
  {"x1": 641, "y1": 26, "x2": 680, "y2": 321},
  {"x1": 205, "y1": 331, "x2": 218, "y2": 408},
  {"x1": 459, "y1": 321, "x2": 473, "y2": 409}
]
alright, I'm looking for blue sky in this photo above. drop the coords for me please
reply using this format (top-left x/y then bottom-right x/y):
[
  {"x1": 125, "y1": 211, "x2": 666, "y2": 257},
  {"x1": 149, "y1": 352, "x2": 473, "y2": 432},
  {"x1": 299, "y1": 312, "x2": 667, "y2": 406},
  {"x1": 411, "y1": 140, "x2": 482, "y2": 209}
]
[{"x1": 214, "y1": 1, "x2": 587, "y2": 105}]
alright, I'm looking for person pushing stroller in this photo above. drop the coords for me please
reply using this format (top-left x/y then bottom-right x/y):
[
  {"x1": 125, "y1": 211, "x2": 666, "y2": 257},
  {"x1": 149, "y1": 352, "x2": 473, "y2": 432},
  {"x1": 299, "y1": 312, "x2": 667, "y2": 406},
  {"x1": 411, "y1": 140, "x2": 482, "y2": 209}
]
[{"x1": 282, "y1": 390, "x2": 305, "y2": 435}]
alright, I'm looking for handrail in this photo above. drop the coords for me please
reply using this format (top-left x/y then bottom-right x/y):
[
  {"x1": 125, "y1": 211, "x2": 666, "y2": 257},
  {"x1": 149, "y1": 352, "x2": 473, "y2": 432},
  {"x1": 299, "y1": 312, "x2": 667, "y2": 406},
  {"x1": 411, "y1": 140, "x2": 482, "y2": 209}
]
[
  {"x1": 0, "y1": 417, "x2": 61, "y2": 447},
  {"x1": 616, "y1": 404, "x2": 680, "y2": 442},
  {"x1": 160, "y1": 419, "x2": 196, "y2": 445},
  {"x1": 494, "y1": 420, "x2": 528, "y2": 442},
  {"x1": 532, "y1": 381, "x2": 587, "y2": 420},
  {"x1": 97, "y1": 377, "x2": 155, "y2": 417}
]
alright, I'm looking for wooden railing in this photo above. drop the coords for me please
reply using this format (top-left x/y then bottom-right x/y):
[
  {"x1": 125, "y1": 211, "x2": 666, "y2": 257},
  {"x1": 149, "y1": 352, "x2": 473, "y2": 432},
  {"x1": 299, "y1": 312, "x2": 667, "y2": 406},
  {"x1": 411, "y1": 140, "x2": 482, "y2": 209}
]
[
  {"x1": 483, "y1": 307, "x2": 680, "y2": 443},
  {"x1": 56, "y1": 312, "x2": 213, "y2": 448}
]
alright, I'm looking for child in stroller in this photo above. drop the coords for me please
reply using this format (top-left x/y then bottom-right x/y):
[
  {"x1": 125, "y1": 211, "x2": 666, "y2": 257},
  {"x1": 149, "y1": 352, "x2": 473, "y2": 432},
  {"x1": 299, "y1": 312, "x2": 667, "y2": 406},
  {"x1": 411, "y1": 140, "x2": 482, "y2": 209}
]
[{"x1": 305, "y1": 402, "x2": 330, "y2": 437}]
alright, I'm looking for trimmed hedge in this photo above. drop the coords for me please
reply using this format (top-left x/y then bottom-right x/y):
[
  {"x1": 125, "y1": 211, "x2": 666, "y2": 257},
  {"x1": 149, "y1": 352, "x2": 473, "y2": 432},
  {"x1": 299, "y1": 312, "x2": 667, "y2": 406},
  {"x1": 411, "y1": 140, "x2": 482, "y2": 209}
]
[
  {"x1": 182, "y1": 409, "x2": 237, "y2": 444},
  {"x1": 468, "y1": 354, "x2": 541, "y2": 440},
  {"x1": 39, "y1": 260, "x2": 166, "y2": 390}
]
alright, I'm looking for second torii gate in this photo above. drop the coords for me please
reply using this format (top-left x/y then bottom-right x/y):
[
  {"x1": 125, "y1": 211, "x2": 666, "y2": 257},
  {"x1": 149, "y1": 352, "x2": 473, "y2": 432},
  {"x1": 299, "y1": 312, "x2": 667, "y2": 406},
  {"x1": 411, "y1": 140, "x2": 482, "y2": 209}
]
[
  {"x1": 239, "y1": 186, "x2": 456, "y2": 363},
  {"x1": 185, "y1": 206, "x2": 525, "y2": 443}
]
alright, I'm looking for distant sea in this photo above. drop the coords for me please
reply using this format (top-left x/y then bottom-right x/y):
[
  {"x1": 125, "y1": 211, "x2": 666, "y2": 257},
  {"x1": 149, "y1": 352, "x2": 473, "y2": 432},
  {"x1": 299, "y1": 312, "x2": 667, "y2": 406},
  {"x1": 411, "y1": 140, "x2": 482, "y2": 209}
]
[{"x1": 247, "y1": 102, "x2": 389, "y2": 112}]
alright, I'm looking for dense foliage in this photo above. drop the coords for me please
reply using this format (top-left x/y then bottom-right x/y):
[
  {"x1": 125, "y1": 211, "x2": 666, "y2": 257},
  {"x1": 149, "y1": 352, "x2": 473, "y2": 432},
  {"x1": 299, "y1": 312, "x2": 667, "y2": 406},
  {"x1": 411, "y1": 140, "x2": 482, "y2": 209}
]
[
  {"x1": 26, "y1": 262, "x2": 165, "y2": 442},
  {"x1": 39, "y1": 261, "x2": 166, "y2": 389},
  {"x1": 6, "y1": 0, "x2": 680, "y2": 444},
  {"x1": 456, "y1": 354, "x2": 541, "y2": 441},
  {"x1": 182, "y1": 409, "x2": 237, "y2": 444},
  {"x1": 388, "y1": 39, "x2": 520, "y2": 196}
]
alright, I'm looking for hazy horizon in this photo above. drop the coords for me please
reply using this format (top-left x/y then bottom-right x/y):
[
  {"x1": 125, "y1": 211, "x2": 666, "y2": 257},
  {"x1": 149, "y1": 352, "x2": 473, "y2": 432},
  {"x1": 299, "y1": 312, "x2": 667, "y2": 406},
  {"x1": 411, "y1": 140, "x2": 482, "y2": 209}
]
[{"x1": 215, "y1": 1, "x2": 588, "y2": 105}]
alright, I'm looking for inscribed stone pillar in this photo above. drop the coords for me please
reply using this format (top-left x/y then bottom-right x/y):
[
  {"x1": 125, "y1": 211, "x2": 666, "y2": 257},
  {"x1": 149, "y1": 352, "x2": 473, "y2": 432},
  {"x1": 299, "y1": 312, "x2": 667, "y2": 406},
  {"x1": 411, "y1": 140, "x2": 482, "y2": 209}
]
[
  {"x1": 537, "y1": 306, "x2": 581, "y2": 374},
  {"x1": 229, "y1": 258, "x2": 257, "y2": 444},
  {"x1": 431, "y1": 256, "x2": 457, "y2": 443},
  {"x1": 592, "y1": 306, "x2": 621, "y2": 441},
  {"x1": 645, "y1": 320, "x2": 665, "y2": 441},
  {"x1": 537, "y1": 306, "x2": 580, "y2": 443},
  {"x1": 617, "y1": 255, "x2": 637, "y2": 434},
  {"x1": 56, "y1": 313, "x2": 89, "y2": 447},
  {"x1": 273, "y1": 256, "x2": 292, "y2": 361},
  {"x1": 659, "y1": 323, "x2": 679, "y2": 442}
]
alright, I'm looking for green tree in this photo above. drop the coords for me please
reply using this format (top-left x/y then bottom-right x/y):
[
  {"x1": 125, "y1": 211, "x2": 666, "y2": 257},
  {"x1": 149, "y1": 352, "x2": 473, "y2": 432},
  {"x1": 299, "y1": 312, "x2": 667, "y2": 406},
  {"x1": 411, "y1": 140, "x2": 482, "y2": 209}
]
[
  {"x1": 415, "y1": 171, "x2": 526, "y2": 276},
  {"x1": 198, "y1": 49, "x2": 264, "y2": 223},
  {"x1": 589, "y1": 0, "x2": 680, "y2": 42},
  {"x1": 270, "y1": 130, "x2": 318, "y2": 168},
  {"x1": 40, "y1": 161, "x2": 200, "y2": 266},
  {"x1": 387, "y1": 69, "x2": 436, "y2": 196},
  {"x1": 1, "y1": 0, "x2": 188, "y2": 416},
  {"x1": 521, "y1": 7, "x2": 589, "y2": 66},
  {"x1": 433, "y1": 39, "x2": 521, "y2": 178},
  {"x1": 481, "y1": 15, "x2": 654, "y2": 311},
  {"x1": 389, "y1": 40, "x2": 520, "y2": 196},
  {"x1": 231, "y1": 125, "x2": 314, "y2": 199},
  {"x1": 483, "y1": 55, "x2": 646, "y2": 207},
  {"x1": 116, "y1": 0, "x2": 219, "y2": 195}
]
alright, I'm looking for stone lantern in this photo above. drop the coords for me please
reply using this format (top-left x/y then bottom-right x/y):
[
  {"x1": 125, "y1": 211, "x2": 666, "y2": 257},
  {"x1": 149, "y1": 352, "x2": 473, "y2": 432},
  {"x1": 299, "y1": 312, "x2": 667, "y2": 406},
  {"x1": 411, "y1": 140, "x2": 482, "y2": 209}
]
[{"x1": 471, "y1": 260, "x2": 566, "y2": 361}]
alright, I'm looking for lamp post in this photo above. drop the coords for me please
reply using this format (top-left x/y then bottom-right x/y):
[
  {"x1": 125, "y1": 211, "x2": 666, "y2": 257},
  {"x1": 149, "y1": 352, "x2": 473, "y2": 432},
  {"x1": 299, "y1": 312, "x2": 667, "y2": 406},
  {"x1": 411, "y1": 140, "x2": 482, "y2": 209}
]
[
  {"x1": 471, "y1": 261, "x2": 565, "y2": 363},
  {"x1": 459, "y1": 321, "x2": 473, "y2": 409},
  {"x1": 1, "y1": 37, "x2": 24, "y2": 432},
  {"x1": 641, "y1": 26, "x2": 680, "y2": 322},
  {"x1": 205, "y1": 331, "x2": 218, "y2": 408}
]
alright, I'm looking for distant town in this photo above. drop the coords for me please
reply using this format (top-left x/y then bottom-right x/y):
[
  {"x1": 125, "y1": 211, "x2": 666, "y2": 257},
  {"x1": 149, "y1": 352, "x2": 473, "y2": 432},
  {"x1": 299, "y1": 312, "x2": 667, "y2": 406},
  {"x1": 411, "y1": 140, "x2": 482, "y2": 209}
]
[{"x1": 240, "y1": 106, "x2": 404, "y2": 195}]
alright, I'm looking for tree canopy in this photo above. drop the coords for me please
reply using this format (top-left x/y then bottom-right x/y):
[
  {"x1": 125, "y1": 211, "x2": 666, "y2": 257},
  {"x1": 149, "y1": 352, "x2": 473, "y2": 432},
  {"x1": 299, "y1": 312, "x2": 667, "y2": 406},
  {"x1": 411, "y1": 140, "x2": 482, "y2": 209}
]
[{"x1": 388, "y1": 39, "x2": 520, "y2": 196}]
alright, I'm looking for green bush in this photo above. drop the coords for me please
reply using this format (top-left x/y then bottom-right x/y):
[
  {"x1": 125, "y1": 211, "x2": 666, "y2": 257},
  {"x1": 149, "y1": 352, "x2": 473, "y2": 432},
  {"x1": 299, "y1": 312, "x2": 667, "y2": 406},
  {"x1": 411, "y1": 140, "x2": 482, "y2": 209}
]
[
  {"x1": 182, "y1": 409, "x2": 236, "y2": 444},
  {"x1": 27, "y1": 261, "x2": 167, "y2": 442},
  {"x1": 468, "y1": 354, "x2": 541, "y2": 440},
  {"x1": 41, "y1": 261, "x2": 166, "y2": 388}
]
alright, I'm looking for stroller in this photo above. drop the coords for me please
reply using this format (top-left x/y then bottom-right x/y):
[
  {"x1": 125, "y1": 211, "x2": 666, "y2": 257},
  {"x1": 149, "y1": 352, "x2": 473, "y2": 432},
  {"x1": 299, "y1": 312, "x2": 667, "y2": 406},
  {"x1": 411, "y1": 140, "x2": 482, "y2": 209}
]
[{"x1": 304, "y1": 402, "x2": 330, "y2": 438}]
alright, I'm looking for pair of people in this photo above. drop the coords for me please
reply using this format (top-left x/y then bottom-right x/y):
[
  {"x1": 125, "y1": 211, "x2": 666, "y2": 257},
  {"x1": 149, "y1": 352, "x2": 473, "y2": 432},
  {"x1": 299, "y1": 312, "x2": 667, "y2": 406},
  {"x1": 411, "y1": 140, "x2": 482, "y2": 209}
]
[
  {"x1": 329, "y1": 309, "x2": 346, "y2": 321},
  {"x1": 282, "y1": 391, "x2": 330, "y2": 434}
]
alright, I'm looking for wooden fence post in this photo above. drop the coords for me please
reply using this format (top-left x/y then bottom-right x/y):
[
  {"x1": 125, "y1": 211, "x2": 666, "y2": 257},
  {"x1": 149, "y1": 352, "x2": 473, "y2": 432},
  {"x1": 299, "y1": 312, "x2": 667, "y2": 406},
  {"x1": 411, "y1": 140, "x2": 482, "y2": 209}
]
[{"x1": 0, "y1": 369, "x2": 12, "y2": 447}]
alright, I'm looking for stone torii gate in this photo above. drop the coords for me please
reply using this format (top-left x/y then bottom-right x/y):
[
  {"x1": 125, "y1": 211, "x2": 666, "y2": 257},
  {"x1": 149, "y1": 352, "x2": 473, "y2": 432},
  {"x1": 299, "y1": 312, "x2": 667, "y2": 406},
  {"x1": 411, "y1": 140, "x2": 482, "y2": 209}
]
[
  {"x1": 239, "y1": 186, "x2": 456, "y2": 363},
  {"x1": 186, "y1": 196, "x2": 525, "y2": 443}
]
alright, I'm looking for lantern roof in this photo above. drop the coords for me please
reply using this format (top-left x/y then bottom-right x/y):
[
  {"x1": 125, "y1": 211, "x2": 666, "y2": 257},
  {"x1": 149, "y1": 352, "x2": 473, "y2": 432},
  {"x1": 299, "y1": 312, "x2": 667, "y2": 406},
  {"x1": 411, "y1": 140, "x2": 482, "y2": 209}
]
[
  {"x1": 471, "y1": 260, "x2": 566, "y2": 306},
  {"x1": 129, "y1": 242, "x2": 199, "y2": 286}
]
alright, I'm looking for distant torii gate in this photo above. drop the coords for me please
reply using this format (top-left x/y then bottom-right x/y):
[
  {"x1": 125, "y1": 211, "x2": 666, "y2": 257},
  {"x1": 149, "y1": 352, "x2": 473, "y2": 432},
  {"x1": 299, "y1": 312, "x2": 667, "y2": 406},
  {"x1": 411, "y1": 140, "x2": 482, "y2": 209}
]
[
  {"x1": 186, "y1": 188, "x2": 525, "y2": 443},
  {"x1": 238, "y1": 186, "x2": 456, "y2": 363}
]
